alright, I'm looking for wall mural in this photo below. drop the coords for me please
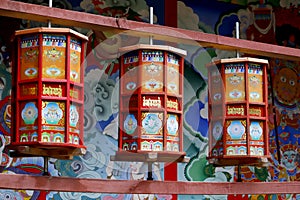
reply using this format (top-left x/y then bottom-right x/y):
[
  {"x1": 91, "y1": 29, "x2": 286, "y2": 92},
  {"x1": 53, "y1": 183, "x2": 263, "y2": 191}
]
[{"x1": 0, "y1": 0, "x2": 299, "y2": 199}]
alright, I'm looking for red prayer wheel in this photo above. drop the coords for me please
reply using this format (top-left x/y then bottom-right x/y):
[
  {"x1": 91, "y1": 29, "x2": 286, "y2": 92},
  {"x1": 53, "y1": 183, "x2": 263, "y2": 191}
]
[
  {"x1": 112, "y1": 44, "x2": 187, "y2": 163},
  {"x1": 9, "y1": 27, "x2": 88, "y2": 159},
  {"x1": 206, "y1": 57, "x2": 270, "y2": 166}
]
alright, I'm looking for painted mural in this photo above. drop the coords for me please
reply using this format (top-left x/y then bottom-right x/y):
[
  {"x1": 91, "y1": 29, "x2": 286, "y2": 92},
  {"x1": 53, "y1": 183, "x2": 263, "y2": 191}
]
[{"x1": 0, "y1": 0, "x2": 299, "y2": 199}]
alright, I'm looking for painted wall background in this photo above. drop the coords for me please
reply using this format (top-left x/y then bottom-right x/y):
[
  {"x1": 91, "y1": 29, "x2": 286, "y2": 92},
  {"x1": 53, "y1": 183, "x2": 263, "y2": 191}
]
[{"x1": 0, "y1": 0, "x2": 299, "y2": 199}]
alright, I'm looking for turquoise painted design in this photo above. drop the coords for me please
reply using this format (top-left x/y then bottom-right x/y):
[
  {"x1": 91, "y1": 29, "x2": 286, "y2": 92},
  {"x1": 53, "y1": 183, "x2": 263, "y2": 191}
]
[
  {"x1": 69, "y1": 105, "x2": 79, "y2": 127},
  {"x1": 42, "y1": 102, "x2": 63, "y2": 125},
  {"x1": 124, "y1": 114, "x2": 137, "y2": 135},
  {"x1": 167, "y1": 114, "x2": 178, "y2": 135},
  {"x1": 227, "y1": 120, "x2": 245, "y2": 140},
  {"x1": 21, "y1": 102, "x2": 38, "y2": 125},
  {"x1": 212, "y1": 121, "x2": 223, "y2": 140},
  {"x1": 249, "y1": 121, "x2": 263, "y2": 140},
  {"x1": 142, "y1": 113, "x2": 162, "y2": 134}
]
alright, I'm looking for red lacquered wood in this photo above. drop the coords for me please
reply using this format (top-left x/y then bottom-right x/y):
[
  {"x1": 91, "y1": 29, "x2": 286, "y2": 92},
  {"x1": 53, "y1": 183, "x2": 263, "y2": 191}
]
[
  {"x1": 65, "y1": 34, "x2": 71, "y2": 144},
  {"x1": 116, "y1": 45, "x2": 187, "y2": 161},
  {"x1": 2, "y1": 0, "x2": 300, "y2": 61},
  {"x1": 11, "y1": 28, "x2": 88, "y2": 159},
  {"x1": 207, "y1": 58, "x2": 270, "y2": 166},
  {"x1": 0, "y1": 173, "x2": 299, "y2": 195},
  {"x1": 37, "y1": 33, "x2": 43, "y2": 143}
]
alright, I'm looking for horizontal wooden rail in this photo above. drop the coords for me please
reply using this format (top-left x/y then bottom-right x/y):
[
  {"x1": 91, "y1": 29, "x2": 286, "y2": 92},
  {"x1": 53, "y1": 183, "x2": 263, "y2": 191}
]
[
  {"x1": 0, "y1": 174, "x2": 299, "y2": 195},
  {"x1": 1, "y1": 0, "x2": 300, "y2": 61},
  {"x1": 1, "y1": 0, "x2": 300, "y2": 195}
]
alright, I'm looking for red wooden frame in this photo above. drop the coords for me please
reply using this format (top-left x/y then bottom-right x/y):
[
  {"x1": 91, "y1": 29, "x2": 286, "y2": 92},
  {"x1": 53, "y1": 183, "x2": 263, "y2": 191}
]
[
  {"x1": 10, "y1": 28, "x2": 88, "y2": 159},
  {"x1": 1, "y1": 0, "x2": 300, "y2": 61},
  {"x1": 207, "y1": 57, "x2": 270, "y2": 166},
  {"x1": 114, "y1": 44, "x2": 186, "y2": 162},
  {"x1": 1, "y1": 0, "x2": 300, "y2": 196},
  {"x1": 0, "y1": 174, "x2": 299, "y2": 195}
]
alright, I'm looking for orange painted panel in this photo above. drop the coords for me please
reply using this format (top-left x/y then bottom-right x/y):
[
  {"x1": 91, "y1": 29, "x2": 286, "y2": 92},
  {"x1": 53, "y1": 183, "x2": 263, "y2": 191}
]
[{"x1": 42, "y1": 34, "x2": 66, "y2": 79}]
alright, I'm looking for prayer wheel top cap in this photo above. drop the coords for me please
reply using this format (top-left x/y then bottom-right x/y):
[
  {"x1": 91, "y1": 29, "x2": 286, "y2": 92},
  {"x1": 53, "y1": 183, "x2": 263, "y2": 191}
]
[
  {"x1": 119, "y1": 44, "x2": 187, "y2": 57},
  {"x1": 15, "y1": 27, "x2": 89, "y2": 41},
  {"x1": 206, "y1": 57, "x2": 269, "y2": 67}
]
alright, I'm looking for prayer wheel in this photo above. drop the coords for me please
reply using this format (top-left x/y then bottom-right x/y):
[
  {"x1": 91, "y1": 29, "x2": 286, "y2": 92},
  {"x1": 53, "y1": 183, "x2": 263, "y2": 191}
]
[
  {"x1": 113, "y1": 44, "x2": 187, "y2": 163},
  {"x1": 10, "y1": 27, "x2": 88, "y2": 159},
  {"x1": 207, "y1": 57, "x2": 270, "y2": 166}
]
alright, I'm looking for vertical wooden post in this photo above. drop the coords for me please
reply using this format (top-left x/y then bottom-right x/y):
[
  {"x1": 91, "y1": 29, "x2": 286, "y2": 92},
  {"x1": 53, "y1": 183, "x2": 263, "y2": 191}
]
[
  {"x1": 164, "y1": 1, "x2": 178, "y2": 199},
  {"x1": 164, "y1": 0, "x2": 177, "y2": 27}
]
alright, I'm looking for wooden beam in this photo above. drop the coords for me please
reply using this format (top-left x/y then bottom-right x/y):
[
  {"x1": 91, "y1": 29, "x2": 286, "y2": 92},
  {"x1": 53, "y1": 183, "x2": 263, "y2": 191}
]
[
  {"x1": 1, "y1": 0, "x2": 300, "y2": 61},
  {"x1": 0, "y1": 174, "x2": 299, "y2": 195},
  {"x1": 0, "y1": 1, "x2": 299, "y2": 196},
  {"x1": 164, "y1": 0, "x2": 177, "y2": 27}
]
